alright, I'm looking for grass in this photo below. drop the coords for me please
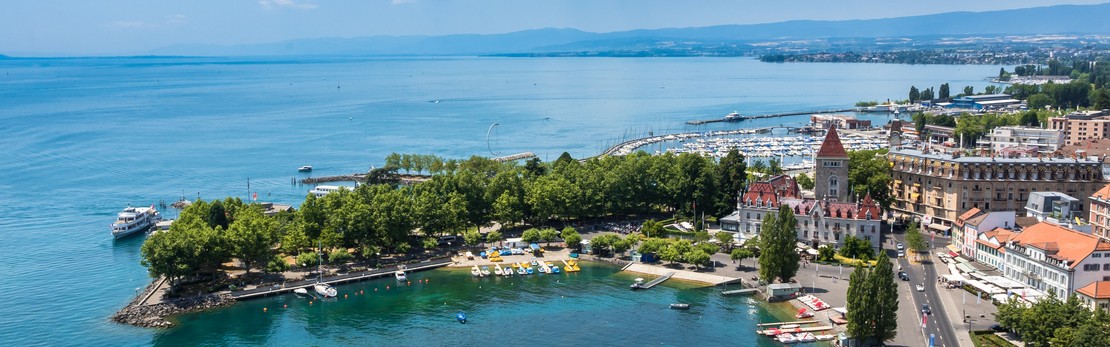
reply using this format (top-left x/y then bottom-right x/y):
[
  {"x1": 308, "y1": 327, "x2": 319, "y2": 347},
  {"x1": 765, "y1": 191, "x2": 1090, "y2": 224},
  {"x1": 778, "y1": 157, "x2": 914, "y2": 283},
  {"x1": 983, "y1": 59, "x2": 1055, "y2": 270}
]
[{"x1": 970, "y1": 330, "x2": 1016, "y2": 347}]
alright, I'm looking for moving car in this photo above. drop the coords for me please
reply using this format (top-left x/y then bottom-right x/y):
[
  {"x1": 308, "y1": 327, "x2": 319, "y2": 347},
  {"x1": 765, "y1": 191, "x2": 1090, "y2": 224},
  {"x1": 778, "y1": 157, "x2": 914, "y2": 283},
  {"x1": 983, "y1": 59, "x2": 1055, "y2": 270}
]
[
  {"x1": 921, "y1": 304, "x2": 931, "y2": 315},
  {"x1": 898, "y1": 271, "x2": 909, "y2": 281},
  {"x1": 916, "y1": 283, "x2": 925, "y2": 292}
]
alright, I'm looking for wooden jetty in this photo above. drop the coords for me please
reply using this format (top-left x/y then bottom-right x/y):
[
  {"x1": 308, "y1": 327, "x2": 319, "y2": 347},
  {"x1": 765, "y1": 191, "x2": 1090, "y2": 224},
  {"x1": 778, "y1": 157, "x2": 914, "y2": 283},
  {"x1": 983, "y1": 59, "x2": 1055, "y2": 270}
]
[
  {"x1": 756, "y1": 320, "x2": 821, "y2": 327},
  {"x1": 492, "y1": 152, "x2": 537, "y2": 162},
  {"x1": 685, "y1": 108, "x2": 855, "y2": 125},
  {"x1": 636, "y1": 271, "x2": 675, "y2": 290},
  {"x1": 758, "y1": 325, "x2": 834, "y2": 335},
  {"x1": 230, "y1": 258, "x2": 451, "y2": 300},
  {"x1": 721, "y1": 288, "x2": 759, "y2": 296}
]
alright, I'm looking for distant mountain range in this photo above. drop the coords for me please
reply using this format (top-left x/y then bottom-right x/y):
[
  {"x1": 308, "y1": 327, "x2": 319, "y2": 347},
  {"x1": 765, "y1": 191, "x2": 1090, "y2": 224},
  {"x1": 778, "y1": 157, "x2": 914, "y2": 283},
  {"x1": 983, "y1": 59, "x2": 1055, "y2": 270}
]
[{"x1": 148, "y1": 3, "x2": 1110, "y2": 57}]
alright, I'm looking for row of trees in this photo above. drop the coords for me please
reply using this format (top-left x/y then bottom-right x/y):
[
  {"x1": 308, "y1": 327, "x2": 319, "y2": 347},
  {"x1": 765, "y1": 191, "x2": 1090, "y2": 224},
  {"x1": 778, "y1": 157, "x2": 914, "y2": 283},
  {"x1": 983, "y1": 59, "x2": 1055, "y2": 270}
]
[
  {"x1": 995, "y1": 294, "x2": 1110, "y2": 346},
  {"x1": 846, "y1": 259, "x2": 899, "y2": 345},
  {"x1": 142, "y1": 150, "x2": 753, "y2": 284},
  {"x1": 911, "y1": 111, "x2": 1045, "y2": 147}
]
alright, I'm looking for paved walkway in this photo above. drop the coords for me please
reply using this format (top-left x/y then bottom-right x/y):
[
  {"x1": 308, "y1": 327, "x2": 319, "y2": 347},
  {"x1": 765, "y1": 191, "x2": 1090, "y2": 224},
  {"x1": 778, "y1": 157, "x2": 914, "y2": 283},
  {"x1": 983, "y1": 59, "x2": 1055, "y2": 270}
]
[{"x1": 622, "y1": 263, "x2": 738, "y2": 285}]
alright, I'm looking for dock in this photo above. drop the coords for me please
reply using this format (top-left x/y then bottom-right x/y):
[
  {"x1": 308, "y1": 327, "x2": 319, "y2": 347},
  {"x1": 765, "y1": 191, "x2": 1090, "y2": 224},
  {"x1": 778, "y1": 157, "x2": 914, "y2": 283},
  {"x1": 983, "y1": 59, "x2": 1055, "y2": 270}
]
[
  {"x1": 721, "y1": 288, "x2": 759, "y2": 296},
  {"x1": 230, "y1": 257, "x2": 451, "y2": 300},
  {"x1": 561, "y1": 259, "x2": 581, "y2": 272},
  {"x1": 685, "y1": 108, "x2": 855, "y2": 125},
  {"x1": 492, "y1": 152, "x2": 537, "y2": 162},
  {"x1": 637, "y1": 271, "x2": 675, "y2": 290},
  {"x1": 758, "y1": 325, "x2": 834, "y2": 335},
  {"x1": 756, "y1": 320, "x2": 821, "y2": 327},
  {"x1": 535, "y1": 259, "x2": 552, "y2": 274}
]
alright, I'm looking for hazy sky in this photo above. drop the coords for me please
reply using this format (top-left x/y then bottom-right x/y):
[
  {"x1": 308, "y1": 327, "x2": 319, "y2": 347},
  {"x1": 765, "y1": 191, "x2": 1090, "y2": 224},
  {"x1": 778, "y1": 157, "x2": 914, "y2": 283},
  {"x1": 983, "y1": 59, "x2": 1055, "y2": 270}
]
[{"x1": 3, "y1": 0, "x2": 1108, "y2": 55}]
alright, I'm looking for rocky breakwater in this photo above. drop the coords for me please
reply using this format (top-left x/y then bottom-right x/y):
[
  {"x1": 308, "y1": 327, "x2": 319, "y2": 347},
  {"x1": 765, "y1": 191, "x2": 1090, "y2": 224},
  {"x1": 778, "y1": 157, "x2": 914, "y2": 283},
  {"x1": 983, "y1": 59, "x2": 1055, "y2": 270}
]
[{"x1": 113, "y1": 291, "x2": 235, "y2": 328}]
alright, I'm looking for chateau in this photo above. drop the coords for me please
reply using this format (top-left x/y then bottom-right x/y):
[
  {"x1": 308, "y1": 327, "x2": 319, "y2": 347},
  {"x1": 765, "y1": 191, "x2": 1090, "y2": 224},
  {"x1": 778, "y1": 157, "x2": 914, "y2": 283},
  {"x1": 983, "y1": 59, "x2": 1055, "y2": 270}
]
[{"x1": 725, "y1": 126, "x2": 883, "y2": 250}]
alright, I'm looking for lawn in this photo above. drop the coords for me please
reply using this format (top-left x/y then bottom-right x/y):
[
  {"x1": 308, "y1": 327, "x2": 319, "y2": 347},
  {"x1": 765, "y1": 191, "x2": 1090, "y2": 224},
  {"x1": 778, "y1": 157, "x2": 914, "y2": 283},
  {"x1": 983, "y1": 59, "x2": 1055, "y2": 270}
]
[{"x1": 970, "y1": 330, "x2": 1016, "y2": 347}]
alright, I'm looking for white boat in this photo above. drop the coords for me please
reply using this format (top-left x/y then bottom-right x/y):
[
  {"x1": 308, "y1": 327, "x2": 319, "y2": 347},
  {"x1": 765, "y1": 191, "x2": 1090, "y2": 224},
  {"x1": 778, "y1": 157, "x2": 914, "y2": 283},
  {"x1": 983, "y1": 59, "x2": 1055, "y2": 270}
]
[
  {"x1": 111, "y1": 205, "x2": 161, "y2": 239},
  {"x1": 777, "y1": 333, "x2": 798, "y2": 344},
  {"x1": 293, "y1": 287, "x2": 309, "y2": 296},
  {"x1": 309, "y1": 185, "x2": 352, "y2": 197},
  {"x1": 724, "y1": 111, "x2": 743, "y2": 121},
  {"x1": 471, "y1": 267, "x2": 482, "y2": 277},
  {"x1": 298, "y1": 165, "x2": 313, "y2": 172},
  {"x1": 313, "y1": 241, "x2": 337, "y2": 298},
  {"x1": 480, "y1": 266, "x2": 491, "y2": 277},
  {"x1": 314, "y1": 283, "x2": 337, "y2": 298},
  {"x1": 395, "y1": 270, "x2": 408, "y2": 282}
]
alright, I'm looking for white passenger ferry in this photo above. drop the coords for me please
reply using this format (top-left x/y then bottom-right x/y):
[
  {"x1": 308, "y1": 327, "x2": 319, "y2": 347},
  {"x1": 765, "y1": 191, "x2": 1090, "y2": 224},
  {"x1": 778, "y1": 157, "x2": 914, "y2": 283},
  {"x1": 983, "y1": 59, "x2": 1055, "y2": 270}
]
[{"x1": 111, "y1": 206, "x2": 161, "y2": 239}]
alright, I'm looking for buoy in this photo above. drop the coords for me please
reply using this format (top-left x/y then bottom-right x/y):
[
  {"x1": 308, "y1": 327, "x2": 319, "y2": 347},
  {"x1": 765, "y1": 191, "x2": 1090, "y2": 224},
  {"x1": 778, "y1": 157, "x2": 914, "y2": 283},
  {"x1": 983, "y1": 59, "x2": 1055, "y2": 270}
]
[
  {"x1": 344, "y1": 294, "x2": 348, "y2": 298},
  {"x1": 386, "y1": 286, "x2": 390, "y2": 290},
  {"x1": 407, "y1": 281, "x2": 411, "y2": 285},
  {"x1": 309, "y1": 301, "x2": 314, "y2": 305},
  {"x1": 283, "y1": 304, "x2": 287, "y2": 308},
  {"x1": 263, "y1": 307, "x2": 268, "y2": 312},
  {"x1": 374, "y1": 288, "x2": 378, "y2": 291}
]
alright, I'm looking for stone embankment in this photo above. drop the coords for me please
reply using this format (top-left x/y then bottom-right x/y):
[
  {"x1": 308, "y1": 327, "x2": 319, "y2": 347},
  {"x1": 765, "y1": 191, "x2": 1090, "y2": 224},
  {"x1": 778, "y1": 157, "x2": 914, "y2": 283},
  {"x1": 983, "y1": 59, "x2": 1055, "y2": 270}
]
[{"x1": 112, "y1": 292, "x2": 235, "y2": 328}]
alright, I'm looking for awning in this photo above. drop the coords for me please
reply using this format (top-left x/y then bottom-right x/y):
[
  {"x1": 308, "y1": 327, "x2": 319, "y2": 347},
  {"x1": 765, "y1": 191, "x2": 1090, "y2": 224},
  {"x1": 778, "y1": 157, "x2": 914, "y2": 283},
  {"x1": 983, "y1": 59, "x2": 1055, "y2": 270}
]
[
  {"x1": 946, "y1": 245, "x2": 960, "y2": 253},
  {"x1": 910, "y1": 193, "x2": 921, "y2": 201},
  {"x1": 928, "y1": 223, "x2": 950, "y2": 232},
  {"x1": 956, "y1": 262, "x2": 978, "y2": 274},
  {"x1": 948, "y1": 251, "x2": 959, "y2": 258}
]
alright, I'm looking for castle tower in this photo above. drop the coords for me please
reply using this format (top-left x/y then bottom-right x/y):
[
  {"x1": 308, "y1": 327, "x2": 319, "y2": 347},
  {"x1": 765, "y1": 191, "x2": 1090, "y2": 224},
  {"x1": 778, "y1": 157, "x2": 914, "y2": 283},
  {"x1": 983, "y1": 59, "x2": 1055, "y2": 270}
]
[{"x1": 814, "y1": 125, "x2": 850, "y2": 202}]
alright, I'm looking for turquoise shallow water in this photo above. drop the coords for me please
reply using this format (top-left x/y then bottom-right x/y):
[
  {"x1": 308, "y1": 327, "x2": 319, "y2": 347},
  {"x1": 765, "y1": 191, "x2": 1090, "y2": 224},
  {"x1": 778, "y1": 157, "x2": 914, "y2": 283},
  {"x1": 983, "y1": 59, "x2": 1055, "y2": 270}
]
[{"x1": 0, "y1": 56, "x2": 999, "y2": 345}]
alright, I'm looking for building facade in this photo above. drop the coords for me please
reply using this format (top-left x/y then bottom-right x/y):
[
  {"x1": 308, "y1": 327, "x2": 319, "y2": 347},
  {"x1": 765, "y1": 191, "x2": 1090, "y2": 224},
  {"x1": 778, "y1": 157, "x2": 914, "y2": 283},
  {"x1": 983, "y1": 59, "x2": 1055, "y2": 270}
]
[
  {"x1": 1003, "y1": 222, "x2": 1110, "y2": 299},
  {"x1": 975, "y1": 228, "x2": 1014, "y2": 272},
  {"x1": 1048, "y1": 110, "x2": 1110, "y2": 146},
  {"x1": 887, "y1": 149, "x2": 1108, "y2": 228},
  {"x1": 953, "y1": 208, "x2": 1015, "y2": 258},
  {"x1": 978, "y1": 126, "x2": 1065, "y2": 153},
  {"x1": 1077, "y1": 281, "x2": 1110, "y2": 312},
  {"x1": 1090, "y1": 184, "x2": 1110, "y2": 240},
  {"x1": 731, "y1": 127, "x2": 882, "y2": 251}
]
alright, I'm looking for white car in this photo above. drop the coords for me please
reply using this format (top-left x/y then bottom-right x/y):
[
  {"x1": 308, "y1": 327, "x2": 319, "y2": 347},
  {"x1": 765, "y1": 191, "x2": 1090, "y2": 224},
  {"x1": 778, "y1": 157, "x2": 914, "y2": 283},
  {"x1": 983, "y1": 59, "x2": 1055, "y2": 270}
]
[
  {"x1": 916, "y1": 284, "x2": 925, "y2": 292},
  {"x1": 898, "y1": 251, "x2": 905, "y2": 258}
]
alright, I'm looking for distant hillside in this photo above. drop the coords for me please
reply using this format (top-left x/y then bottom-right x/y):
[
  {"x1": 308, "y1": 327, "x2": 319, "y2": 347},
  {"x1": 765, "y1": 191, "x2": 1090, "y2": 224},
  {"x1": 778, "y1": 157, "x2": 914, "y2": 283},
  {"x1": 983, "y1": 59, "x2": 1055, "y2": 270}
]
[{"x1": 151, "y1": 3, "x2": 1110, "y2": 56}]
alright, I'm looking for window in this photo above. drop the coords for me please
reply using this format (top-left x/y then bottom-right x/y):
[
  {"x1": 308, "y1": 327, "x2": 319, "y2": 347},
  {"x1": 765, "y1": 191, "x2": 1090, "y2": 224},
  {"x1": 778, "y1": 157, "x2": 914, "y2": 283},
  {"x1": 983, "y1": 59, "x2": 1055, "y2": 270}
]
[
  {"x1": 1103, "y1": 264, "x2": 1110, "y2": 271},
  {"x1": 828, "y1": 176, "x2": 839, "y2": 197},
  {"x1": 1096, "y1": 253, "x2": 1103, "y2": 258}
]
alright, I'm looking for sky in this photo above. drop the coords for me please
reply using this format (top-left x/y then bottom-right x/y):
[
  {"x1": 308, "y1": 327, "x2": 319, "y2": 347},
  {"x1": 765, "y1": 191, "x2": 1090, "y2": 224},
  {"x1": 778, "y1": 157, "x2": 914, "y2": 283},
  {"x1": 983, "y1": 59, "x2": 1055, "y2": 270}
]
[{"x1": 3, "y1": 0, "x2": 1108, "y2": 56}]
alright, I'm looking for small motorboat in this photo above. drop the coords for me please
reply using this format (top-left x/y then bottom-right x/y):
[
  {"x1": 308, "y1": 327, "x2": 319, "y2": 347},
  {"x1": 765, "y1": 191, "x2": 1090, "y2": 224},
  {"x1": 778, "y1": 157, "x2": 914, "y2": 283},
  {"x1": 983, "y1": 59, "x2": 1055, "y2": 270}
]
[
  {"x1": 293, "y1": 287, "x2": 309, "y2": 296},
  {"x1": 480, "y1": 266, "x2": 491, "y2": 276},
  {"x1": 516, "y1": 266, "x2": 527, "y2": 275},
  {"x1": 551, "y1": 265, "x2": 560, "y2": 274},
  {"x1": 630, "y1": 278, "x2": 645, "y2": 290},
  {"x1": 395, "y1": 270, "x2": 408, "y2": 282},
  {"x1": 298, "y1": 165, "x2": 313, "y2": 172},
  {"x1": 777, "y1": 333, "x2": 798, "y2": 344},
  {"x1": 525, "y1": 267, "x2": 534, "y2": 275},
  {"x1": 456, "y1": 312, "x2": 467, "y2": 324},
  {"x1": 471, "y1": 267, "x2": 481, "y2": 277},
  {"x1": 669, "y1": 303, "x2": 690, "y2": 310},
  {"x1": 494, "y1": 266, "x2": 504, "y2": 276}
]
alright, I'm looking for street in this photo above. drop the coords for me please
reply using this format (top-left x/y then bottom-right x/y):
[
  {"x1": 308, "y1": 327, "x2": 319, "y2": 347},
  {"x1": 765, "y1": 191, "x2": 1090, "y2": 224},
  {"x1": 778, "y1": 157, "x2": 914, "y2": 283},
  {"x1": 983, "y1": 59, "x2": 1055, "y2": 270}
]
[{"x1": 889, "y1": 232, "x2": 960, "y2": 347}]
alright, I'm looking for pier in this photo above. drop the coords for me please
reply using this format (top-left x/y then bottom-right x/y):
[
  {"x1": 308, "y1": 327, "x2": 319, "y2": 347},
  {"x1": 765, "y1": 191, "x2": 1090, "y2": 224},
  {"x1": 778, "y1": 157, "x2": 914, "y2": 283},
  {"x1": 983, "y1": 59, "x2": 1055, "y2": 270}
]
[
  {"x1": 636, "y1": 271, "x2": 675, "y2": 290},
  {"x1": 230, "y1": 258, "x2": 451, "y2": 300},
  {"x1": 721, "y1": 288, "x2": 759, "y2": 296},
  {"x1": 685, "y1": 108, "x2": 855, "y2": 125},
  {"x1": 492, "y1": 152, "x2": 537, "y2": 162}
]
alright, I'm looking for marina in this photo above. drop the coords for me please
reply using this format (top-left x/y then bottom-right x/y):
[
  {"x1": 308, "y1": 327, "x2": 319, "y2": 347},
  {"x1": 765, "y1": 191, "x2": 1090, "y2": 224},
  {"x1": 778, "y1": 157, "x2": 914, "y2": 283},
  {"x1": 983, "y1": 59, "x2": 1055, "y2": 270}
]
[{"x1": 230, "y1": 258, "x2": 451, "y2": 300}]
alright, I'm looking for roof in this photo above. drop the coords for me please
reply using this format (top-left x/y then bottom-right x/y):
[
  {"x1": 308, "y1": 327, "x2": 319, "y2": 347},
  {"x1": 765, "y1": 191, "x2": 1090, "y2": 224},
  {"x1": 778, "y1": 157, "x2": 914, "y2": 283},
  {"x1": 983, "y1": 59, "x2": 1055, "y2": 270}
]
[
  {"x1": 957, "y1": 208, "x2": 983, "y2": 223},
  {"x1": 889, "y1": 148, "x2": 1103, "y2": 165},
  {"x1": 1010, "y1": 222, "x2": 1110, "y2": 269},
  {"x1": 1094, "y1": 183, "x2": 1110, "y2": 201},
  {"x1": 1077, "y1": 281, "x2": 1110, "y2": 299},
  {"x1": 816, "y1": 125, "x2": 848, "y2": 158}
]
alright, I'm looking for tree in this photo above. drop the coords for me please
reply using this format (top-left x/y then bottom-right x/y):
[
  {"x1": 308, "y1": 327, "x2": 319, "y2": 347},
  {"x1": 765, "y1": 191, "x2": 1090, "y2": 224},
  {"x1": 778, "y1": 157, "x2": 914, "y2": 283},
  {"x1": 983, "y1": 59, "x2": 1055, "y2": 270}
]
[
  {"x1": 686, "y1": 249, "x2": 711, "y2": 269},
  {"x1": 281, "y1": 225, "x2": 310, "y2": 256},
  {"x1": 868, "y1": 258, "x2": 899, "y2": 343},
  {"x1": 921, "y1": 87, "x2": 935, "y2": 101},
  {"x1": 795, "y1": 172, "x2": 814, "y2": 190},
  {"x1": 463, "y1": 229, "x2": 481, "y2": 247},
  {"x1": 730, "y1": 248, "x2": 754, "y2": 268},
  {"x1": 422, "y1": 237, "x2": 438, "y2": 251},
  {"x1": 939, "y1": 83, "x2": 950, "y2": 100},
  {"x1": 1028, "y1": 93, "x2": 1053, "y2": 110},
  {"x1": 817, "y1": 245, "x2": 835, "y2": 262},
  {"x1": 639, "y1": 237, "x2": 670, "y2": 255},
  {"x1": 718, "y1": 149, "x2": 747, "y2": 214},
  {"x1": 641, "y1": 220, "x2": 665, "y2": 238},
  {"x1": 521, "y1": 228, "x2": 542, "y2": 244},
  {"x1": 904, "y1": 222, "x2": 927, "y2": 259},
  {"x1": 848, "y1": 149, "x2": 893, "y2": 209},
  {"x1": 963, "y1": 85, "x2": 974, "y2": 96},
  {"x1": 846, "y1": 264, "x2": 871, "y2": 342},
  {"x1": 909, "y1": 86, "x2": 920, "y2": 103},
  {"x1": 758, "y1": 206, "x2": 800, "y2": 283},
  {"x1": 715, "y1": 232, "x2": 735, "y2": 250},
  {"x1": 226, "y1": 206, "x2": 279, "y2": 274},
  {"x1": 539, "y1": 228, "x2": 558, "y2": 246},
  {"x1": 485, "y1": 230, "x2": 503, "y2": 247},
  {"x1": 659, "y1": 246, "x2": 681, "y2": 264},
  {"x1": 561, "y1": 227, "x2": 582, "y2": 251}
]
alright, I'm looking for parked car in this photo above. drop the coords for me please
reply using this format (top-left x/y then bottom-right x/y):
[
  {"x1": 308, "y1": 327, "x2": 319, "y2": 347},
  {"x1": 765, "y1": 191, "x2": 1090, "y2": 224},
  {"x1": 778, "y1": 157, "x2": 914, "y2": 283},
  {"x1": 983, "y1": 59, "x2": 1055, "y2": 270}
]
[
  {"x1": 898, "y1": 251, "x2": 905, "y2": 258},
  {"x1": 922, "y1": 304, "x2": 931, "y2": 315},
  {"x1": 897, "y1": 243, "x2": 904, "y2": 251},
  {"x1": 989, "y1": 324, "x2": 1006, "y2": 332}
]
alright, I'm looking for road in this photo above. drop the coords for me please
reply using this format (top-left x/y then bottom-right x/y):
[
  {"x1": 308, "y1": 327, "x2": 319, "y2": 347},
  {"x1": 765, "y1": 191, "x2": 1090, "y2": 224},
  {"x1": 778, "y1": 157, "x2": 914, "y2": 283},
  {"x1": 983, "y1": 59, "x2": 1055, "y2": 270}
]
[{"x1": 889, "y1": 232, "x2": 960, "y2": 347}]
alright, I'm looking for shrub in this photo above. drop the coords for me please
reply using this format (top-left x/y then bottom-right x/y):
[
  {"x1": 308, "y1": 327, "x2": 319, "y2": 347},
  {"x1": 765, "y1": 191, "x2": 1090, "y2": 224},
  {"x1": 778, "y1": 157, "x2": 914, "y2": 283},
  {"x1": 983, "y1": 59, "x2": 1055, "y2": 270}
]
[
  {"x1": 296, "y1": 251, "x2": 318, "y2": 267},
  {"x1": 329, "y1": 249, "x2": 353, "y2": 264},
  {"x1": 266, "y1": 255, "x2": 289, "y2": 273}
]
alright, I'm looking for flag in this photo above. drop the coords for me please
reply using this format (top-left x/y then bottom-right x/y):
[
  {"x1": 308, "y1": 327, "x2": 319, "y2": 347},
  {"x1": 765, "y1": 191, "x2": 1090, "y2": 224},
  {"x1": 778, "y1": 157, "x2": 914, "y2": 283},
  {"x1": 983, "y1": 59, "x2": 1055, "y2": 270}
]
[{"x1": 252, "y1": 192, "x2": 258, "y2": 201}]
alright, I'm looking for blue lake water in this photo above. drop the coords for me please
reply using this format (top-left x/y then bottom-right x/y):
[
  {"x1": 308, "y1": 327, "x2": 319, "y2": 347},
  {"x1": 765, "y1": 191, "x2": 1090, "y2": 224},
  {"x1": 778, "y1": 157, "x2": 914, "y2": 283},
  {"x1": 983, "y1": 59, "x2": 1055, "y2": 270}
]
[{"x1": 0, "y1": 56, "x2": 999, "y2": 345}]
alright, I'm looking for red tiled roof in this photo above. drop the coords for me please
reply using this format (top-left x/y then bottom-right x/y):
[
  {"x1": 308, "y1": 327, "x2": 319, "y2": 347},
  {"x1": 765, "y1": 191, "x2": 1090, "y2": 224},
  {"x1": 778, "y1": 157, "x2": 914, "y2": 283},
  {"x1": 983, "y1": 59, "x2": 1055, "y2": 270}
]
[
  {"x1": 741, "y1": 182, "x2": 780, "y2": 208},
  {"x1": 816, "y1": 125, "x2": 848, "y2": 158},
  {"x1": 957, "y1": 208, "x2": 983, "y2": 223},
  {"x1": 1078, "y1": 281, "x2": 1110, "y2": 299},
  {"x1": 1094, "y1": 183, "x2": 1110, "y2": 201},
  {"x1": 1011, "y1": 222, "x2": 1110, "y2": 269},
  {"x1": 855, "y1": 193, "x2": 882, "y2": 220}
]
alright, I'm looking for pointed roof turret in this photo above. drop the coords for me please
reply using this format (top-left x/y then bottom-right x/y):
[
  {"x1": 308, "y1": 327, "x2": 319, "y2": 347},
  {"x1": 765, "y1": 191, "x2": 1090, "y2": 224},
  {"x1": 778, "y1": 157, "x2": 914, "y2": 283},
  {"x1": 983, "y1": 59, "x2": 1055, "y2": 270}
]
[{"x1": 816, "y1": 125, "x2": 848, "y2": 158}]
